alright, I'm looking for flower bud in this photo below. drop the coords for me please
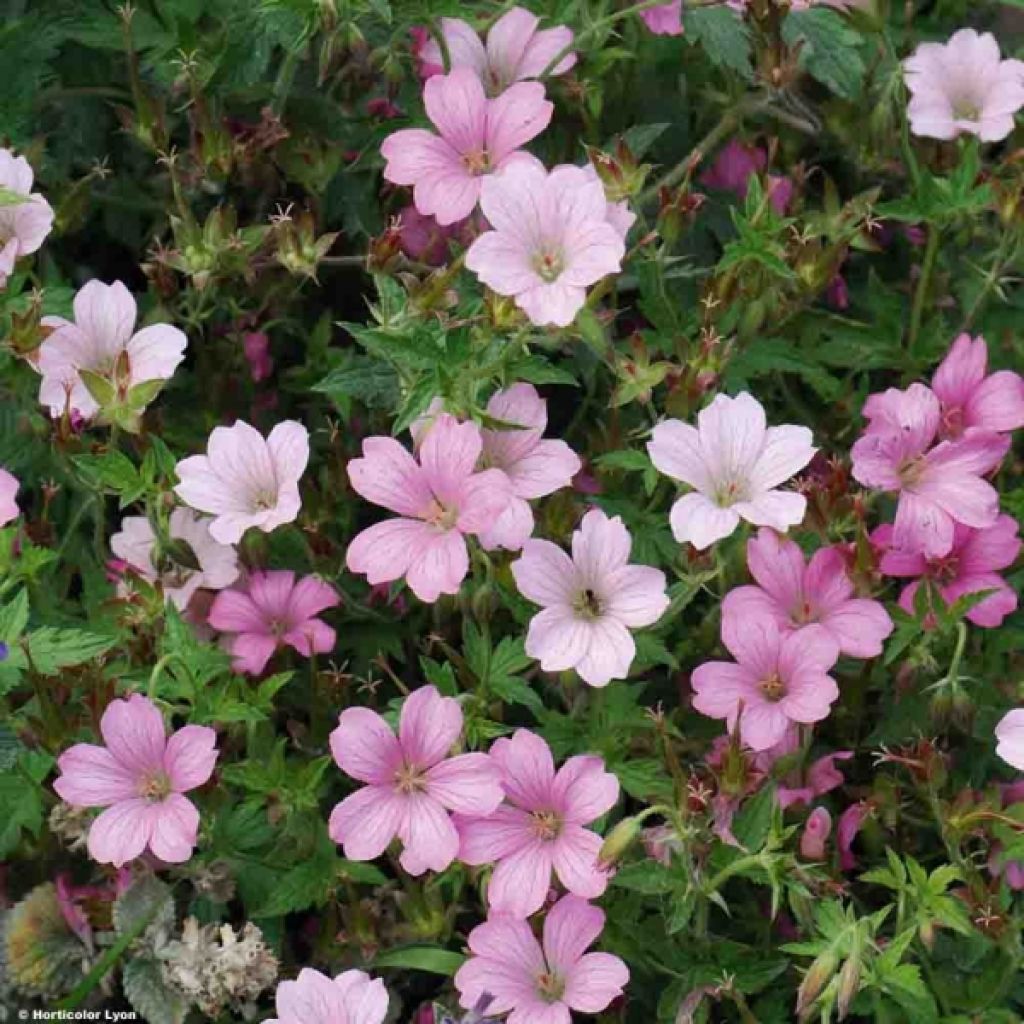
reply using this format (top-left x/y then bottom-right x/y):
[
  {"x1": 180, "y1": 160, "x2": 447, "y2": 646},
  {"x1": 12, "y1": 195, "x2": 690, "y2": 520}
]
[
  {"x1": 799, "y1": 807, "x2": 832, "y2": 861},
  {"x1": 796, "y1": 949, "x2": 838, "y2": 1019},
  {"x1": 836, "y1": 950, "x2": 862, "y2": 1019},
  {"x1": 598, "y1": 815, "x2": 643, "y2": 868}
]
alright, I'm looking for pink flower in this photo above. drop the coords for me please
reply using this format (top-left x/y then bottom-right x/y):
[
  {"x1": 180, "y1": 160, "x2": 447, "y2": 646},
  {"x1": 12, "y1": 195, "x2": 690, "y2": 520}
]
[
  {"x1": 345, "y1": 414, "x2": 512, "y2": 603},
  {"x1": 266, "y1": 968, "x2": 389, "y2": 1024},
  {"x1": 174, "y1": 419, "x2": 309, "y2": 545},
  {"x1": 931, "y1": 334, "x2": 1024, "y2": 440},
  {"x1": 208, "y1": 570, "x2": 339, "y2": 675},
  {"x1": 837, "y1": 801, "x2": 872, "y2": 871},
  {"x1": 380, "y1": 67, "x2": 552, "y2": 226},
  {"x1": 242, "y1": 331, "x2": 273, "y2": 382},
  {"x1": 53, "y1": 694, "x2": 217, "y2": 867},
  {"x1": 723, "y1": 528, "x2": 893, "y2": 659},
  {"x1": 0, "y1": 148, "x2": 54, "y2": 289},
  {"x1": 37, "y1": 280, "x2": 187, "y2": 421},
  {"x1": 995, "y1": 710, "x2": 1024, "y2": 772},
  {"x1": 466, "y1": 160, "x2": 625, "y2": 327},
  {"x1": 579, "y1": 162, "x2": 636, "y2": 240},
  {"x1": 110, "y1": 508, "x2": 239, "y2": 611},
  {"x1": 455, "y1": 728, "x2": 619, "y2": 917},
  {"x1": 511, "y1": 508, "x2": 668, "y2": 687},
  {"x1": 647, "y1": 392, "x2": 816, "y2": 550},
  {"x1": 640, "y1": 2, "x2": 683, "y2": 36},
  {"x1": 396, "y1": 205, "x2": 474, "y2": 265},
  {"x1": 416, "y1": 8, "x2": 575, "y2": 93},
  {"x1": 328, "y1": 686, "x2": 503, "y2": 875},
  {"x1": 0, "y1": 468, "x2": 19, "y2": 526},
  {"x1": 875, "y1": 515, "x2": 1020, "y2": 629},
  {"x1": 700, "y1": 140, "x2": 792, "y2": 215},
  {"x1": 800, "y1": 807, "x2": 832, "y2": 861},
  {"x1": 755, "y1": 726, "x2": 853, "y2": 809},
  {"x1": 904, "y1": 29, "x2": 1024, "y2": 142},
  {"x1": 691, "y1": 618, "x2": 839, "y2": 752},
  {"x1": 852, "y1": 383, "x2": 1008, "y2": 558},
  {"x1": 455, "y1": 894, "x2": 628, "y2": 1023},
  {"x1": 476, "y1": 383, "x2": 581, "y2": 550}
]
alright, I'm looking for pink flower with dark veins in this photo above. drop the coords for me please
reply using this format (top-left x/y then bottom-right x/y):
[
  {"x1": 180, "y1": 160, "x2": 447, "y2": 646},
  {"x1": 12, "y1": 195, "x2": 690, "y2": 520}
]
[
  {"x1": 265, "y1": 968, "x2": 389, "y2": 1024},
  {"x1": 455, "y1": 728, "x2": 619, "y2": 917}
]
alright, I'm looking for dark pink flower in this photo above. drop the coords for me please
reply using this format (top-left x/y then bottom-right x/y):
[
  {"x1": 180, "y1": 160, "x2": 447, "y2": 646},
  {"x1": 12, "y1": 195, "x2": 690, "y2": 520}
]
[
  {"x1": 242, "y1": 332, "x2": 273, "y2": 382},
  {"x1": 837, "y1": 801, "x2": 872, "y2": 871},
  {"x1": 700, "y1": 140, "x2": 792, "y2": 215},
  {"x1": 800, "y1": 807, "x2": 831, "y2": 861}
]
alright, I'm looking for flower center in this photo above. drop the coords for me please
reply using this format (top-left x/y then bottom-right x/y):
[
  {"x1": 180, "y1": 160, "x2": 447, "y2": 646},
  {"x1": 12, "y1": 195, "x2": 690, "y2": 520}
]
[
  {"x1": 394, "y1": 762, "x2": 427, "y2": 795},
  {"x1": 940, "y1": 405, "x2": 964, "y2": 440},
  {"x1": 532, "y1": 249, "x2": 565, "y2": 283},
  {"x1": 897, "y1": 456, "x2": 926, "y2": 489},
  {"x1": 462, "y1": 149, "x2": 491, "y2": 175},
  {"x1": 714, "y1": 479, "x2": 747, "y2": 508},
  {"x1": 535, "y1": 970, "x2": 565, "y2": 1003},
  {"x1": 791, "y1": 598, "x2": 816, "y2": 625},
  {"x1": 759, "y1": 673, "x2": 786, "y2": 703},
  {"x1": 929, "y1": 553, "x2": 960, "y2": 586},
  {"x1": 424, "y1": 498, "x2": 459, "y2": 531},
  {"x1": 572, "y1": 587, "x2": 603, "y2": 620},
  {"x1": 250, "y1": 489, "x2": 278, "y2": 512},
  {"x1": 139, "y1": 771, "x2": 172, "y2": 801},
  {"x1": 530, "y1": 810, "x2": 562, "y2": 841},
  {"x1": 953, "y1": 99, "x2": 980, "y2": 122}
]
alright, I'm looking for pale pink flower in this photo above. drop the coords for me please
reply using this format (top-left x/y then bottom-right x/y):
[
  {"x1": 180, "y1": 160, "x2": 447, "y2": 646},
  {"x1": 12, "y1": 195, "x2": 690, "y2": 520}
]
[
  {"x1": 511, "y1": 508, "x2": 668, "y2": 687},
  {"x1": 579, "y1": 162, "x2": 636, "y2": 240},
  {"x1": 700, "y1": 140, "x2": 793, "y2": 215},
  {"x1": 380, "y1": 67, "x2": 552, "y2": 226},
  {"x1": 266, "y1": 968, "x2": 388, "y2": 1024},
  {"x1": 345, "y1": 414, "x2": 512, "y2": 602},
  {"x1": 0, "y1": 148, "x2": 54, "y2": 289},
  {"x1": 243, "y1": 331, "x2": 273, "y2": 382},
  {"x1": 931, "y1": 333, "x2": 1024, "y2": 440},
  {"x1": 800, "y1": 807, "x2": 831, "y2": 861},
  {"x1": 723, "y1": 528, "x2": 893, "y2": 658},
  {"x1": 0, "y1": 468, "x2": 18, "y2": 526},
  {"x1": 640, "y1": 2, "x2": 683, "y2": 36},
  {"x1": 174, "y1": 419, "x2": 309, "y2": 545},
  {"x1": 53, "y1": 694, "x2": 217, "y2": 867},
  {"x1": 648, "y1": 392, "x2": 816, "y2": 550},
  {"x1": 852, "y1": 383, "x2": 1008, "y2": 558},
  {"x1": 466, "y1": 160, "x2": 625, "y2": 327},
  {"x1": 416, "y1": 7, "x2": 575, "y2": 93},
  {"x1": 995, "y1": 710, "x2": 1024, "y2": 772},
  {"x1": 110, "y1": 508, "x2": 239, "y2": 611},
  {"x1": 208, "y1": 570, "x2": 339, "y2": 675},
  {"x1": 476, "y1": 383, "x2": 581, "y2": 550},
  {"x1": 875, "y1": 515, "x2": 1020, "y2": 629},
  {"x1": 455, "y1": 728, "x2": 619, "y2": 917},
  {"x1": 37, "y1": 280, "x2": 187, "y2": 421},
  {"x1": 455, "y1": 894, "x2": 628, "y2": 1023},
  {"x1": 691, "y1": 618, "x2": 839, "y2": 752},
  {"x1": 837, "y1": 801, "x2": 872, "y2": 871},
  {"x1": 904, "y1": 29, "x2": 1024, "y2": 142},
  {"x1": 328, "y1": 686, "x2": 503, "y2": 875}
]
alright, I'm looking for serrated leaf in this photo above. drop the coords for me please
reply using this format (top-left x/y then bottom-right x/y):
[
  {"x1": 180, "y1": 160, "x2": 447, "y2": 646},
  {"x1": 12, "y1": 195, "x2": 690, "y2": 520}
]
[
  {"x1": 783, "y1": 10, "x2": 866, "y2": 100},
  {"x1": 24, "y1": 627, "x2": 117, "y2": 674},
  {"x1": 686, "y1": 8, "x2": 753, "y2": 81},
  {"x1": 122, "y1": 957, "x2": 188, "y2": 1024}
]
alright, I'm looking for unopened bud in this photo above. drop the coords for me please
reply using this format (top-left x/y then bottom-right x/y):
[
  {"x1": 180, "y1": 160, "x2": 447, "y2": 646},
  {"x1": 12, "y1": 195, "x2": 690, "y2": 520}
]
[
  {"x1": 598, "y1": 816, "x2": 643, "y2": 868},
  {"x1": 797, "y1": 949, "x2": 838, "y2": 1019},
  {"x1": 836, "y1": 951, "x2": 862, "y2": 1019}
]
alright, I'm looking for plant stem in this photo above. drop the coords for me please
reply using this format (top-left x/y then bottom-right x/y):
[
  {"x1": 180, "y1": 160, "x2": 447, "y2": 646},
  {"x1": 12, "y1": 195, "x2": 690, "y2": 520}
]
[
  {"x1": 907, "y1": 224, "x2": 940, "y2": 355},
  {"x1": 959, "y1": 227, "x2": 1020, "y2": 333}
]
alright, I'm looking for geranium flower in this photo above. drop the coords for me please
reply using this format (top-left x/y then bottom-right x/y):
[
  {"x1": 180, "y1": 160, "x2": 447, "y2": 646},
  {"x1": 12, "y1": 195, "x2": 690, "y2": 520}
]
[
  {"x1": 0, "y1": 468, "x2": 19, "y2": 526},
  {"x1": 455, "y1": 728, "x2": 619, "y2": 917},
  {"x1": 37, "y1": 280, "x2": 187, "y2": 422},
  {"x1": 455, "y1": 894, "x2": 628, "y2": 1023},
  {"x1": 0, "y1": 148, "x2": 54, "y2": 289},
  {"x1": 110, "y1": 508, "x2": 239, "y2": 611},
  {"x1": 837, "y1": 801, "x2": 872, "y2": 871},
  {"x1": 53, "y1": 694, "x2": 217, "y2": 867},
  {"x1": 700, "y1": 140, "x2": 793, "y2": 215},
  {"x1": 800, "y1": 807, "x2": 831, "y2": 861},
  {"x1": 380, "y1": 67, "x2": 552, "y2": 226},
  {"x1": 174, "y1": 419, "x2": 309, "y2": 545},
  {"x1": 647, "y1": 392, "x2": 816, "y2": 550},
  {"x1": 266, "y1": 968, "x2": 388, "y2": 1024},
  {"x1": 851, "y1": 383, "x2": 1008, "y2": 558},
  {"x1": 691, "y1": 618, "x2": 840, "y2": 752},
  {"x1": 476, "y1": 383, "x2": 581, "y2": 550},
  {"x1": 511, "y1": 508, "x2": 669, "y2": 687},
  {"x1": 640, "y1": 2, "x2": 683, "y2": 36},
  {"x1": 904, "y1": 29, "x2": 1024, "y2": 142},
  {"x1": 208, "y1": 570, "x2": 339, "y2": 675},
  {"x1": 465, "y1": 160, "x2": 625, "y2": 327},
  {"x1": 875, "y1": 516, "x2": 1020, "y2": 629},
  {"x1": 930, "y1": 333, "x2": 1024, "y2": 440},
  {"x1": 722, "y1": 528, "x2": 893, "y2": 658},
  {"x1": 345, "y1": 414, "x2": 512, "y2": 602},
  {"x1": 328, "y1": 686, "x2": 503, "y2": 875},
  {"x1": 415, "y1": 7, "x2": 575, "y2": 93},
  {"x1": 996, "y1": 710, "x2": 1024, "y2": 772}
]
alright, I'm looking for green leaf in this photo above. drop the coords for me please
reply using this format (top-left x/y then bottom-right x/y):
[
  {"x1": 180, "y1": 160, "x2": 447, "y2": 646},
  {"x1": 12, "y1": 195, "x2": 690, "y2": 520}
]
[
  {"x1": 71, "y1": 450, "x2": 145, "y2": 507},
  {"x1": 612, "y1": 860, "x2": 676, "y2": 894},
  {"x1": 0, "y1": 588, "x2": 29, "y2": 643},
  {"x1": 686, "y1": 8, "x2": 753, "y2": 82},
  {"x1": 782, "y1": 10, "x2": 866, "y2": 100},
  {"x1": 122, "y1": 958, "x2": 188, "y2": 1024},
  {"x1": 313, "y1": 357, "x2": 400, "y2": 412},
  {"x1": 372, "y1": 946, "x2": 466, "y2": 976},
  {"x1": 23, "y1": 627, "x2": 117, "y2": 674}
]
